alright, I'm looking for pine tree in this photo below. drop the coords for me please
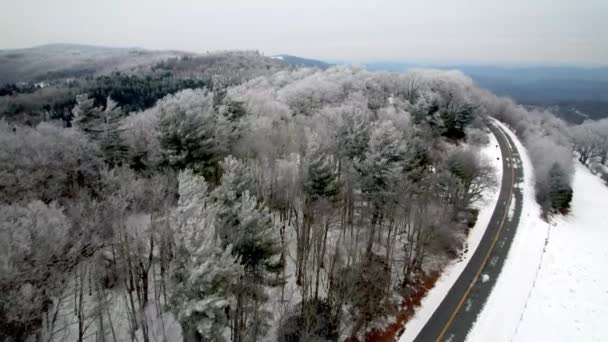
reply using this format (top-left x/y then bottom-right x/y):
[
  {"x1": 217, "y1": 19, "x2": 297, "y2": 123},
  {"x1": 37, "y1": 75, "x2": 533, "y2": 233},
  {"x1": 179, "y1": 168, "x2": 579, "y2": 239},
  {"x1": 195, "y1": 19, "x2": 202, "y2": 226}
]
[
  {"x1": 72, "y1": 95, "x2": 127, "y2": 167},
  {"x1": 303, "y1": 135, "x2": 340, "y2": 202},
  {"x1": 211, "y1": 160, "x2": 282, "y2": 341},
  {"x1": 410, "y1": 91, "x2": 441, "y2": 128},
  {"x1": 98, "y1": 98, "x2": 128, "y2": 167},
  {"x1": 216, "y1": 100, "x2": 246, "y2": 155},
  {"x1": 170, "y1": 170, "x2": 243, "y2": 342},
  {"x1": 300, "y1": 134, "x2": 341, "y2": 302},
  {"x1": 221, "y1": 100, "x2": 247, "y2": 123},
  {"x1": 157, "y1": 90, "x2": 222, "y2": 183},
  {"x1": 338, "y1": 109, "x2": 370, "y2": 161},
  {"x1": 356, "y1": 120, "x2": 407, "y2": 255},
  {"x1": 357, "y1": 120, "x2": 407, "y2": 199},
  {"x1": 441, "y1": 101, "x2": 474, "y2": 140},
  {"x1": 548, "y1": 163, "x2": 573, "y2": 214},
  {"x1": 219, "y1": 156, "x2": 255, "y2": 196},
  {"x1": 72, "y1": 94, "x2": 101, "y2": 134}
]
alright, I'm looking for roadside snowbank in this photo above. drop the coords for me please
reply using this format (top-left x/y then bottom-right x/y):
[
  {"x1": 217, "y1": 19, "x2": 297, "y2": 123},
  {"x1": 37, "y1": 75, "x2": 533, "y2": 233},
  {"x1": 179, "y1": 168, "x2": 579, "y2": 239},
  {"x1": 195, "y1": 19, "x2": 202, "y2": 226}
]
[{"x1": 398, "y1": 130, "x2": 503, "y2": 341}]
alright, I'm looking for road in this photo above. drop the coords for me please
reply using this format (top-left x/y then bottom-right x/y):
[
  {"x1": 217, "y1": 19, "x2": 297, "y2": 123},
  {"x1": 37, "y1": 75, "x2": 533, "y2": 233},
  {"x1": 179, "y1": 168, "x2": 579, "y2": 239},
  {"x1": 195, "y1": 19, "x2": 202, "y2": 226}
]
[{"x1": 412, "y1": 121, "x2": 524, "y2": 342}]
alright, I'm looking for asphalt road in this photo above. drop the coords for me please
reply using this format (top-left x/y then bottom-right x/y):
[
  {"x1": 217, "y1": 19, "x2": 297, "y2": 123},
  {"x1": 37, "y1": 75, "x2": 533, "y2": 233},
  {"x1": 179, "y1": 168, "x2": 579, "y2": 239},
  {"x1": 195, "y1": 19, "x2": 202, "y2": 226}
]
[{"x1": 412, "y1": 121, "x2": 524, "y2": 342}]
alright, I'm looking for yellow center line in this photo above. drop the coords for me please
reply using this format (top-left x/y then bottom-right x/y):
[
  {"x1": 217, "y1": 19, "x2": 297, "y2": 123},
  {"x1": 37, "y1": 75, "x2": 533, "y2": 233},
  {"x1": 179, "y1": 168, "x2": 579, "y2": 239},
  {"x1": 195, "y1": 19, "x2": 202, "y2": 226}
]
[{"x1": 435, "y1": 124, "x2": 516, "y2": 342}]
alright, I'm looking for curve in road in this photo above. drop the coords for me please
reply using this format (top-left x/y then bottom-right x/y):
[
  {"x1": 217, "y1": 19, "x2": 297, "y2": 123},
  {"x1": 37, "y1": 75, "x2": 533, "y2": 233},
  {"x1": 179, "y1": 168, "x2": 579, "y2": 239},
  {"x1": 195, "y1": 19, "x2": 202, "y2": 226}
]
[{"x1": 412, "y1": 120, "x2": 525, "y2": 342}]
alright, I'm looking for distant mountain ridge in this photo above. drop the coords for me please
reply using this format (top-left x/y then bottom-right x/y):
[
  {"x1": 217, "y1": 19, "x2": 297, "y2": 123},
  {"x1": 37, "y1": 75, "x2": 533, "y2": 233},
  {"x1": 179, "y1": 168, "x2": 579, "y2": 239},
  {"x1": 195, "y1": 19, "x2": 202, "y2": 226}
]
[
  {"x1": 271, "y1": 54, "x2": 332, "y2": 69},
  {"x1": 2, "y1": 44, "x2": 606, "y2": 122},
  {"x1": 362, "y1": 61, "x2": 608, "y2": 122},
  {"x1": 0, "y1": 43, "x2": 189, "y2": 84},
  {"x1": 0, "y1": 44, "x2": 335, "y2": 85}
]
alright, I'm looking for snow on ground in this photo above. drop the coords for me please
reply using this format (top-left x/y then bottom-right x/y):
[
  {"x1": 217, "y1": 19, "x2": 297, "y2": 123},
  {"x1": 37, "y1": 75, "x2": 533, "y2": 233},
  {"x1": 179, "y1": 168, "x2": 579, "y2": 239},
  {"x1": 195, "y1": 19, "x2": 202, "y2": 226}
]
[
  {"x1": 48, "y1": 214, "x2": 183, "y2": 342},
  {"x1": 467, "y1": 120, "x2": 608, "y2": 342},
  {"x1": 510, "y1": 163, "x2": 608, "y2": 341},
  {"x1": 507, "y1": 197, "x2": 516, "y2": 221},
  {"x1": 50, "y1": 263, "x2": 183, "y2": 342},
  {"x1": 398, "y1": 130, "x2": 503, "y2": 341}
]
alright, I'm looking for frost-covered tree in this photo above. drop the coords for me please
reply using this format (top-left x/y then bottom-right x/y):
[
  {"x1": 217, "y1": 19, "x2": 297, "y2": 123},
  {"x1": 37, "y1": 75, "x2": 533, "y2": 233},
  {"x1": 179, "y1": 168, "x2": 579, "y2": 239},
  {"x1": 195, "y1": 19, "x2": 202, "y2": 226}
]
[
  {"x1": 211, "y1": 158, "x2": 282, "y2": 341},
  {"x1": 526, "y1": 134, "x2": 574, "y2": 215},
  {"x1": 0, "y1": 63, "x2": 584, "y2": 342},
  {"x1": 170, "y1": 170, "x2": 243, "y2": 342},
  {"x1": 572, "y1": 119, "x2": 608, "y2": 166},
  {"x1": 356, "y1": 120, "x2": 408, "y2": 255},
  {"x1": 98, "y1": 97, "x2": 128, "y2": 167},
  {"x1": 484, "y1": 96, "x2": 574, "y2": 215},
  {"x1": 157, "y1": 89, "x2": 225, "y2": 183},
  {"x1": 297, "y1": 133, "x2": 341, "y2": 298},
  {"x1": 0, "y1": 201, "x2": 72, "y2": 341},
  {"x1": 72, "y1": 94, "x2": 101, "y2": 133},
  {"x1": 409, "y1": 70, "x2": 478, "y2": 139},
  {"x1": 72, "y1": 95, "x2": 128, "y2": 167},
  {"x1": 0, "y1": 121, "x2": 103, "y2": 202},
  {"x1": 303, "y1": 134, "x2": 340, "y2": 202},
  {"x1": 337, "y1": 107, "x2": 371, "y2": 161},
  {"x1": 120, "y1": 107, "x2": 163, "y2": 171},
  {"x1": 444, "y1": 148, "x2": 496, "y2": 211},
  {"x1": 357, "y1": 121, "x2": 407, "y2": 201}
]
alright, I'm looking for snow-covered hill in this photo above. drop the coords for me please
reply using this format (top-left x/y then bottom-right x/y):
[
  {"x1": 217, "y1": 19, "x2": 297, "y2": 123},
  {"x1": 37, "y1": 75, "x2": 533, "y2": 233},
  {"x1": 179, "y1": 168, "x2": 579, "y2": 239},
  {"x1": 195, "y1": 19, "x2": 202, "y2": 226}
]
[{"x1": 270, "y1": 54, "x2": 331, "y2": 69}]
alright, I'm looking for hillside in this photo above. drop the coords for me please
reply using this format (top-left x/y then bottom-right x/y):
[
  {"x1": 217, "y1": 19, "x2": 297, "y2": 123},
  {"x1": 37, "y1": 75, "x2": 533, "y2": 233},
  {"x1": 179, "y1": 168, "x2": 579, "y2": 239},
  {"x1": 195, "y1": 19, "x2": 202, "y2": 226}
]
[
  {"x1": 0, "y1": 47, "x2": 288, "y2": 125},
  {"x1": 0, "y1": 44, "x2": 328, "y2": 86},
  {"x1": 0, "y1": 43, "x2": 187, "y2": 84},
  {"x1": 271, "y1": 54, "x2": 332, "y2": 69}
]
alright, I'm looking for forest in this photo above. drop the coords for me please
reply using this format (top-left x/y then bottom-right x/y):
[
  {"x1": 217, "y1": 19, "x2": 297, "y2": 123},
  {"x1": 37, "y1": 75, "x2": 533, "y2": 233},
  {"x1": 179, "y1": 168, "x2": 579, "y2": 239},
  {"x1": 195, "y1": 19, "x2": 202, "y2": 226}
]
[{"x1": 1, "y1": 52, "x2": 602, "y2": 342}]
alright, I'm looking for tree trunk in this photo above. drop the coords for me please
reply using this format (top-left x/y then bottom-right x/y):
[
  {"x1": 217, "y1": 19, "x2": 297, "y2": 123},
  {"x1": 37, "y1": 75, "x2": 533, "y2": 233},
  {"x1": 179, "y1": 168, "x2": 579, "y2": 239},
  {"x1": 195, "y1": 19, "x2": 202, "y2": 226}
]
[{"x1": 366, "y1": 204, "x2": 380, "y2": 257}]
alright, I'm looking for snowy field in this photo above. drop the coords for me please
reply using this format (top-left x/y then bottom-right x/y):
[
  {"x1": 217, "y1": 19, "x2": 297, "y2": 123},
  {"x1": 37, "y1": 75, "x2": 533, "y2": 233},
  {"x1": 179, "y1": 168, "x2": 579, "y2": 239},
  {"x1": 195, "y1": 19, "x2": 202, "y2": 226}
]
[
  {"x1": 468, "y1": 122, "x2": 608, "y2": 341},
  {"x1": 510, "y1": 163, "x2": 608, "y2": 341},
  {"x1": 398, "y1": 130, "x2": 503, "y2": 341}
]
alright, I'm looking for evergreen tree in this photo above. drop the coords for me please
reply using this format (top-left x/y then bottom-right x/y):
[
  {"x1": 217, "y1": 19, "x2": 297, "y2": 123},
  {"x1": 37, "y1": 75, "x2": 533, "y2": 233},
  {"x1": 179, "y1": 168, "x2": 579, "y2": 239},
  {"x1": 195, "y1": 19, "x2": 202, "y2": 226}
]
[
  {"x1": 338, "y1": 109, "x2": 370, "y2": 161},
  {"x1": 98, "y1": 97, "x2": 128, "y2": 167},
  {"x1": 410, "y1": 91, "x2": 439, "y2": 126},
  {"x1": 211, "y1": 160, "x2": 282, "y2": 341},
  {"x1": 218, "y1": 156, "x2": 255, "y2": 196},
  {"x1": 170, "y1": 170, "x2": 243, "y2": 342},
  {"x1": 440, "y1": 101, "x2": 474, "y2": 140},
  {"x1": 356, "y1": 120, "x2": 407, "y2": 255},
  {"x1": 157, "y1": 90, "x2": 222, "y2": 183},
  {"x1": 548, "y1": 162, "x2": 573, "y2": 214},
  {"x1": 72, "y1": 94, "x2": 102, "y2": 135},
  {"x1": 303, "y1": 135, "x2": 340, "y2": 203},
  {"x1": 72, "y1": 95, "x2": 127, "y2": 167},
  {"x1": 357, "y1": 120, "x2": 407, "y2": 200},
  {"x1": 221, "y1": 100, "x2": 247, "y2": 123}
]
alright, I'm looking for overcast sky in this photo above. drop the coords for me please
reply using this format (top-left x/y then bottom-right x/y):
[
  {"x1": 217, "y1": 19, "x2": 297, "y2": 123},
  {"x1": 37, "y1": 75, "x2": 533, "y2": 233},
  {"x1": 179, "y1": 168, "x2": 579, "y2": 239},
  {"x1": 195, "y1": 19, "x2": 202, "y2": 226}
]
[{"x1": 1, "y1": 0, "x2": 607, "y2": 65}]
